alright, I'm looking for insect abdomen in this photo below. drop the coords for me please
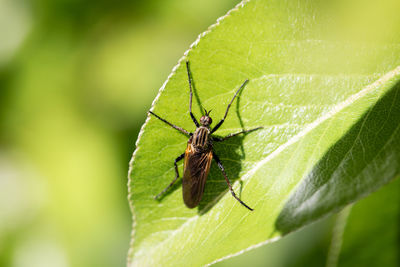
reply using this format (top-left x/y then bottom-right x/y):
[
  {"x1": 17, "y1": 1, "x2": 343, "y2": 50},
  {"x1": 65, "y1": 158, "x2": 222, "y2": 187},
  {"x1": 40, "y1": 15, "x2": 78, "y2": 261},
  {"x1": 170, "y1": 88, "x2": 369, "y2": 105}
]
[{"x1": 192, "y1": 127, "x2": 209, "y2": 148}]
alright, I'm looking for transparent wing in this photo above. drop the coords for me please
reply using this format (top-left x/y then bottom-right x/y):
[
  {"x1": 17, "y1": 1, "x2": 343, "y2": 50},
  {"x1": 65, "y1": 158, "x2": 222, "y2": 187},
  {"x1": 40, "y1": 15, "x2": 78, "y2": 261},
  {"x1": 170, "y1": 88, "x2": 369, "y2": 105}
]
[{"x1": 182, "y1": 144, "x2": 213, "y2": 208}]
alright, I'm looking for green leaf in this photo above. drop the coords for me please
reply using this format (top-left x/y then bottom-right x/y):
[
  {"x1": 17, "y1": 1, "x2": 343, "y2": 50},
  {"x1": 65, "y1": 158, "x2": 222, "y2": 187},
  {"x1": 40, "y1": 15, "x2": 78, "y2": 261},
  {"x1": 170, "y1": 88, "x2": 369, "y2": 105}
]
[
  {"x1": 128, "y1": 0, "x2": 400, "y2": 266},
  {"x1": 332, "y1": 178, "x2": 400, "y2": 267}
]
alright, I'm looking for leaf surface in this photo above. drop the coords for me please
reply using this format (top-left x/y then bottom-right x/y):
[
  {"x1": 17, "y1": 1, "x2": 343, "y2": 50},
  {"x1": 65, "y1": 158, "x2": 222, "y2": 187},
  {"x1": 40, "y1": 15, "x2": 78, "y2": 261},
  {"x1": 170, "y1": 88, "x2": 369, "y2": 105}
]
[{"x1": 128, "y1": 0, "x2": 400, "y2": 266}]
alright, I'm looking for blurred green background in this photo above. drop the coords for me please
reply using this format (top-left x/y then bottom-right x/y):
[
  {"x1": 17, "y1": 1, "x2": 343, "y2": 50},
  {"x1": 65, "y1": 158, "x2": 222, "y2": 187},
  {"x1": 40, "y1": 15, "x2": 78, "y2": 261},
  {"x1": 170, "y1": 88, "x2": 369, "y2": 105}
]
[
  {"x1": 2, "y1": 0, "x2": 397, "y2": 266},
  {"x1": 0, "y1": 0, "x2": 242, "y2": 266}
]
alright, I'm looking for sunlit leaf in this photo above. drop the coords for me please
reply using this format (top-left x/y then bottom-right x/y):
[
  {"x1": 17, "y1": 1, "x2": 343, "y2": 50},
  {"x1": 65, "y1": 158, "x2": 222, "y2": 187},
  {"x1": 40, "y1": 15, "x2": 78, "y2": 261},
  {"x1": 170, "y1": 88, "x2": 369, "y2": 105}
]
[{"x1": 128, "y1": 0, "x2": 400, "y2": 265}]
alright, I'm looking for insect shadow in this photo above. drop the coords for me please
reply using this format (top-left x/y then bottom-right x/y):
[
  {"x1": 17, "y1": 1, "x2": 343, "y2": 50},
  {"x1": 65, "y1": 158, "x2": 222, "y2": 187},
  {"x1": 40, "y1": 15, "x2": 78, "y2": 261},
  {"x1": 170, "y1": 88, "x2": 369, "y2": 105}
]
[
  {"x1": 150, "y1": 61, "x2": 262, "y2": 214},
  {"x1": 197, "y1": 84, "x2": 250, "y2": 214}
]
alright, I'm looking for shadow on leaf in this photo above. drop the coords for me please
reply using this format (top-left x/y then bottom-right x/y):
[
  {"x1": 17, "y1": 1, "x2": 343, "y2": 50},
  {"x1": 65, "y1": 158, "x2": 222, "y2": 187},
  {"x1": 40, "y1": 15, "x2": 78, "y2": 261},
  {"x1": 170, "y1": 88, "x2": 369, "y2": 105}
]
[
  {"x1": 275, "y1": 80, "x2": 400, "y2": 234},
  {"x1": 155, "y1": 65, "x2": 261, "y2": 215},
  {"x1": 198, "y1": 80, "x2": 257, "y2": 214}
]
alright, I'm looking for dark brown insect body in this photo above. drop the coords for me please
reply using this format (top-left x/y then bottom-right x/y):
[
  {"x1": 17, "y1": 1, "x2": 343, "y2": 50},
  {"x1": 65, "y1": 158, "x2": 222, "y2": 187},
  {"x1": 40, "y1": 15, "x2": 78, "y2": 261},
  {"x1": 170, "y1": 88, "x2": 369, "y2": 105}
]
[
  {"x1": 150, "y1": 61, "x2": 262, "y2": 211},
  {"x1": 183, "y1": 126, "x2": 213, "y2": 208}
]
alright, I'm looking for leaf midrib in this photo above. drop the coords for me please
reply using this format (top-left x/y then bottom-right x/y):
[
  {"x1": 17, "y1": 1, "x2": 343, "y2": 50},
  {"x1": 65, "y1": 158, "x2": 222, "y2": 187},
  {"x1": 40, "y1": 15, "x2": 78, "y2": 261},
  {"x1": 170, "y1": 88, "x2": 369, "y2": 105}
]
[{"x1": 133, "y1": 66, "x2": 400, "y2": 262}]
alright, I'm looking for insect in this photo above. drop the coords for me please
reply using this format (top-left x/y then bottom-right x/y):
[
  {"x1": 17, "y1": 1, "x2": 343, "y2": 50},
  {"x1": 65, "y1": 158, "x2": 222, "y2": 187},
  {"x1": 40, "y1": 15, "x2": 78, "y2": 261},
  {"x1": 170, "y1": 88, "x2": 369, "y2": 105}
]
[{"x1": 149, "y1": 61, "x2": 262, "y2": 211}]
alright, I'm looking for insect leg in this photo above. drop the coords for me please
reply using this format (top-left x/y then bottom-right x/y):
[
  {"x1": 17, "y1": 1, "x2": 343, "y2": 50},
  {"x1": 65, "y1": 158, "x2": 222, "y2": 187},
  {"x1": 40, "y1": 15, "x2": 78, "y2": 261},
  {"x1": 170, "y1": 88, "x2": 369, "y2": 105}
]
[
  {"x1": 212, "y1": 152, "x2": 253, "y2": 211},
  {"x1": 149, "y1": 111, "x2": 191, "y2": 136},
  {"x1": 211, "y1": 79, "x2": 249, "y2": 134},
  {"x1": 154, "y1": 153, "x2": 185, "y2": 199},
  {"x1": 212, "y1": 127, "x2": 263, "y2": 142},
  {"x1": 186, "y1": 61, "x2": 200, "y2": 127}
]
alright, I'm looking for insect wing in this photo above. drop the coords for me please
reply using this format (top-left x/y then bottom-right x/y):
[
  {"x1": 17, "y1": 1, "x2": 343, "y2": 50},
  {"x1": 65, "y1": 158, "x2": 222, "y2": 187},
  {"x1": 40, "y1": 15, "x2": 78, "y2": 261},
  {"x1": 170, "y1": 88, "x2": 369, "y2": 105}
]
[{"x1": 182, "y1": 145, "x2": 213, "y2": 208}]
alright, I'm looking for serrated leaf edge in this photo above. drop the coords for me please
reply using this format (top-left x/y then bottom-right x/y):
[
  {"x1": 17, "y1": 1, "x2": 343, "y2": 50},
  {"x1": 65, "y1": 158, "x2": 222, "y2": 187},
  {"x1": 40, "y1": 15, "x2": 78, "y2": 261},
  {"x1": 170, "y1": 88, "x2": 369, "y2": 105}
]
[{"x1": 126, "y1": 0, "x2": 251, "y2": 265}]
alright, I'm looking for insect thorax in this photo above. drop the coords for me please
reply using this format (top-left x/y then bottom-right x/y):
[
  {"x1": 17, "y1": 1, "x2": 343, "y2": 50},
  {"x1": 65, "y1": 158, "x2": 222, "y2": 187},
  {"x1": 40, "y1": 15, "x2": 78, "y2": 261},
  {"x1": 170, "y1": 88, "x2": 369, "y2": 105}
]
[{"x1": 191, "y1": 126, "x2": 210, "y2": 150}]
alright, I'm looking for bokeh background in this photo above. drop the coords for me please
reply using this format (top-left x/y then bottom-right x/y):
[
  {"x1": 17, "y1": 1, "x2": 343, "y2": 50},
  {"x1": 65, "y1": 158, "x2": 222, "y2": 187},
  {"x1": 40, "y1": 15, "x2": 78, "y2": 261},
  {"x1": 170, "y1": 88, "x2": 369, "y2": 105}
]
[
  {"x1": 0, "y1": 0, "x2": 376, "y2": 266},
  {"x1": 0, "y1": 0, "x2": 243, "y2": 266}
]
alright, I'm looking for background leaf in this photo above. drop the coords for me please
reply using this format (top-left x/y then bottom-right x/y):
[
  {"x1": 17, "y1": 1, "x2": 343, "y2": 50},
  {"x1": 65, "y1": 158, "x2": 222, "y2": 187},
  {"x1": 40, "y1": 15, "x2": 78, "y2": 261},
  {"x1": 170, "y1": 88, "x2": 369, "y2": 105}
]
[
  {"x1": 128, "y1": 0, "x2": 400, "y2": 266},
  {"x1": 332, "y1": 178, "x2": 400, "y2": 267}
]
